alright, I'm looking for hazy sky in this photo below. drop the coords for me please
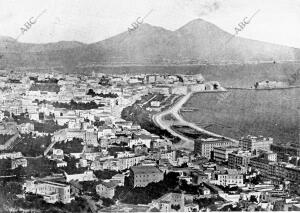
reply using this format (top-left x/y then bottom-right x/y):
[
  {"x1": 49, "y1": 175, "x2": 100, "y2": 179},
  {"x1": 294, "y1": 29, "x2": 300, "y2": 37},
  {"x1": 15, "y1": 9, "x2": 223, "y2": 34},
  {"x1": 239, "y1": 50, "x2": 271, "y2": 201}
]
[{"x1": 0, "y1": 0, "x2": 300, "y2": 48}]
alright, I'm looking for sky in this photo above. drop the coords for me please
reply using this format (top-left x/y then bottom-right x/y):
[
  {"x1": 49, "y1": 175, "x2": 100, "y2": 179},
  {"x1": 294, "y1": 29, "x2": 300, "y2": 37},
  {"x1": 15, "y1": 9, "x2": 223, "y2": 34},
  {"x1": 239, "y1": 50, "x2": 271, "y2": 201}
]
[{"x1": 0, "y1": 0, "x2": 300, "y2": 48}]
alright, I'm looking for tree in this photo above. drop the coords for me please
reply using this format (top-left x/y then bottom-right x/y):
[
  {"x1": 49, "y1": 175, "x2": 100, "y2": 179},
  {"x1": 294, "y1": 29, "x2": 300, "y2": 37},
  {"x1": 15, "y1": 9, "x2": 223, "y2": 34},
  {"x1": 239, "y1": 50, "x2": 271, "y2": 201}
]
[
  {"x1": 101, "y1": 197, "x2": 115, "y2": 207},
  {"x1": 249, "y1": 195, "x2": 258, "y2": 203},
  {"x1": 171, "y1": 204, "x2": 181, "y2": 211}
]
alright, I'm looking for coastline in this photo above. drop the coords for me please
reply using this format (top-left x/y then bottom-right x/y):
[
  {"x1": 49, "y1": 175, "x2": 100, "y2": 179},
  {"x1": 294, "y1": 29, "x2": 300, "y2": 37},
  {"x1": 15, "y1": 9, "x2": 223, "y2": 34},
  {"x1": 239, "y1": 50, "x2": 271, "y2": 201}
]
[
  {"x1": 152, "y1": 90, "x2": 238, "y2": 151},
  {"x1": 226, "y1": 85, "x2": 300, "y2": 90}
]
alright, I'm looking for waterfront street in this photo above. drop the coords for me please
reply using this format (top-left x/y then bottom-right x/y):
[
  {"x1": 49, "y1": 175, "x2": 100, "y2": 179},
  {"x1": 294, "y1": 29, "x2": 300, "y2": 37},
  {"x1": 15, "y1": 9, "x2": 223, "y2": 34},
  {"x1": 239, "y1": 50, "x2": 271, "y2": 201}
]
[{"x1": 153, "y1": 91, "x2": 239, "y2": 150}]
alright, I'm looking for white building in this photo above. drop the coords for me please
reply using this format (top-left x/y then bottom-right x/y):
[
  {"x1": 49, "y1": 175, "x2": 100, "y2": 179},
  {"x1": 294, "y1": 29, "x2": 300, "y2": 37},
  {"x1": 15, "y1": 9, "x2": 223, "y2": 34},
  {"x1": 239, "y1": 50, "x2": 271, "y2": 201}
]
[
  {"x1": 24, "y1": 179, "x2": 72, "y2": 204},
  {"x1": 65, "y1": 171, "x2": 97, "y2": 182},
  {"x1": 213, "y1": 169, "x2": 244, "y2": 187}
]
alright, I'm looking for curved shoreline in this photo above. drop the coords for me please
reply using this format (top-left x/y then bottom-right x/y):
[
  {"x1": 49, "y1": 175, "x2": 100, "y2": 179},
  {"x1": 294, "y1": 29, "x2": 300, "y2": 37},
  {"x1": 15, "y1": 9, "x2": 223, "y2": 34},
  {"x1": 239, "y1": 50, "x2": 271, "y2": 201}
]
[{"x1": 153, "y1": 91, "x2": 238, "y2": 151}]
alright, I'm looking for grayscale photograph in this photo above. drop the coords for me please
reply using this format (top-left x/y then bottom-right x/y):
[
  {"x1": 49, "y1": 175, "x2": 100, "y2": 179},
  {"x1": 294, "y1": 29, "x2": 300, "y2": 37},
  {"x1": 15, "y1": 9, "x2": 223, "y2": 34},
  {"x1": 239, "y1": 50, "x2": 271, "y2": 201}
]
[{"x1": 0, "y1": 0, "x2": 299, "y2": 212}]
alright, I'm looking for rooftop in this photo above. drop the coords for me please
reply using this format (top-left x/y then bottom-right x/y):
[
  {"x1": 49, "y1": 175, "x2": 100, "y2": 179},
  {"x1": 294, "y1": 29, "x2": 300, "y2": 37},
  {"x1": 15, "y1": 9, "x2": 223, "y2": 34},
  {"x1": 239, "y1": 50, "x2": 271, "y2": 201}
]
[
  {"x1": 100, "y1": 180, "x2": 119, "y2": 188},
  {"x1": 131, "y1": 166, "x2": 162, "y2": 174}
]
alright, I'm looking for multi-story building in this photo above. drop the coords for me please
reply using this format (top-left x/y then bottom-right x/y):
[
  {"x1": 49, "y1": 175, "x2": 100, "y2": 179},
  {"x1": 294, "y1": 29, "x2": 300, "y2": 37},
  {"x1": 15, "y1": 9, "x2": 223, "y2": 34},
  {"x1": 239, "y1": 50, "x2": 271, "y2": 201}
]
[
  {"x1": 24, "y1": 179, "x2": 72, "y2": 204},
  {"x1": 249, "y1": 157, "x2": 271, "y2": 178},
  {"x1": 96, "y1": 180, "x2": 119, "y2": 199},
  {"x1": 214, "y1": 169, "x2": 244, "y2": 186},
  {"x1": 271, "y1": 144, "x2": 300, "y2": 159},
  {"x1": 117, "y1": 155, "x2": 146, "y2": 171},
  {"x1": 228, "y1": 150, "x2": 256, "y2": 169},
  {"x1": 130, "y1": 166, "x2": 164, "y2": 187},
  {"x1": 194, "y1": 138, "x2": 237, "y2": 159},
  {"x1": 250, "y1": 157, "x2": 300, "y2": 184},
  {"x1": 213, "y1": 146, "x2": 239, "y2": 162},
  {"x1": 240, "y1": 135, "x2": 273, "y2": 153}
]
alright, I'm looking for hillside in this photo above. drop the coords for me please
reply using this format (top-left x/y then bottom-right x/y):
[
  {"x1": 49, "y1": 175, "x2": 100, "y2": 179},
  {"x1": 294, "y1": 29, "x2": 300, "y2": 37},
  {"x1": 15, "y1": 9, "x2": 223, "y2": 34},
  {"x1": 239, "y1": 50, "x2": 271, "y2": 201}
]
[{"x1": 0, "y1": 19, "x2": 300, "y2": 68}]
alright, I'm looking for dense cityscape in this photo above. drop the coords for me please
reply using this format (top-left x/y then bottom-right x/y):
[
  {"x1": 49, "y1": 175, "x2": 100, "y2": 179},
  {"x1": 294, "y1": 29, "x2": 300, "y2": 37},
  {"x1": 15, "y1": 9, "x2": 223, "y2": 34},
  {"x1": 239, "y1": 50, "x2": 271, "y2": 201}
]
[{"x1": 0, "y1": 69, "x2": 299, "y2": 212}]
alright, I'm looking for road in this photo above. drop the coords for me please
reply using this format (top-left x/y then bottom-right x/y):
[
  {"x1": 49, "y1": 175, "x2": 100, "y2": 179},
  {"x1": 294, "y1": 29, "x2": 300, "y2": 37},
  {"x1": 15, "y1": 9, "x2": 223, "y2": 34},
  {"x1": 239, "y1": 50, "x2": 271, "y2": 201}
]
[{"x1": 153, "y1": 91, "x2": 238, "y2": 150}]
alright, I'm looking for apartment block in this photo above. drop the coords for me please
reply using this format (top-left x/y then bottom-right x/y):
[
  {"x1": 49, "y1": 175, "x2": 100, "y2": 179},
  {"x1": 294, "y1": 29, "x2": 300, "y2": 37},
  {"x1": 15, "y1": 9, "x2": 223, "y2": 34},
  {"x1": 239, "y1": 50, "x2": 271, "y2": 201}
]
[
  {"x1": 130, "y1": 166, "x2": 163, "y2": 187},
  {"x1": 213, "y1": 146, "x2": 239, "y2": 162},
  {"x1": 240, "y1": 135, "x2": 273, "y2": 153},
  {"x1": 194, "y1": 138, "x2": 237, "y2": 159}
]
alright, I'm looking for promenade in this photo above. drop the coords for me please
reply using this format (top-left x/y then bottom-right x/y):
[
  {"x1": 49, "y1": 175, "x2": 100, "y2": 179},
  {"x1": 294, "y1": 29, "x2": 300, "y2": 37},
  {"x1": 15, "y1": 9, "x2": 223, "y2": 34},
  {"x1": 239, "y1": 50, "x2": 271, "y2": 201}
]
[{"x1": 153, "y1": 91, "x2": 238, "y2": 150}]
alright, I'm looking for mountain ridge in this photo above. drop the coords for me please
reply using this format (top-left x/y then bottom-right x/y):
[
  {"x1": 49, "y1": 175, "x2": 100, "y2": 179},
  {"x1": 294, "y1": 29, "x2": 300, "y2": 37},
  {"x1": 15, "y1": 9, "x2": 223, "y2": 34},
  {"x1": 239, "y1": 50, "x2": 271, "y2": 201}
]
[{"x1": 0, "y1": 18, "x2": 299, "y2": 69}]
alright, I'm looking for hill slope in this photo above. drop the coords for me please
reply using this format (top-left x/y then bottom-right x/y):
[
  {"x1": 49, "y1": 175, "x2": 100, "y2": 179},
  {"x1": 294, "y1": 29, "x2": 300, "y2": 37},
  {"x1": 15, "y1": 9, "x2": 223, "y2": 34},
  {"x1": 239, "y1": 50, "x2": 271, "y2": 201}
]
[{"x1": 0, "y1": 19, "x2": 299, "y2": 68}]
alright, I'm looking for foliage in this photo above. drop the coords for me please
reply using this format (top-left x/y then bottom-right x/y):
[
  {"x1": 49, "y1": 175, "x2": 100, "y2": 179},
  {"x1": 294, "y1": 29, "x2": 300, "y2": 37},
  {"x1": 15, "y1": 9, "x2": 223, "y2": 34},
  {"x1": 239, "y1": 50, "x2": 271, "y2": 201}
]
[
  {"x1": 179, "y1": 180, "x2": 199, "y2": 194},
  {"x1": 53, "y1": 138, "x2": 84, "y2": 154},
  {"x1": 220, "y1": 204, "x2": 242, "y2": 211},
  {"x1": 194, "y1": 197, "x2": 224, "y2": 209},
  {"x1": 10, "y1": 194, "x2": 90, "y2": 213},
  {"x1": 81, "y1": 181, "x2": 99, "y2": 197},
  {"x1": 93, "y1": 120, "x2": 105, "y2": 127},
  {"x1": 114, "y1": 172, "x2": 179, "y2": 204},
  {"x1": 87, "y1": 89, "x2": 118, "y2": 98},
  {"x1": 121, "y1": 102, "x2": 178, "y2": 142},
  {"x1": 101, "y1": 197, "x2": 115, "y2": 207},
  {"x1": 25, "y1": 157, "x2": 60, "y2": 178},
  {"x1": 93, "y1": 170, "x2": 119, "y2": 180},
  {"x1": 12, "y1": 113, "x2": 66, "y2": 133},
  {"x1": 171, "y1": 204, "x2": 181, "y2": 211},
  {"x1": 216, "y1": 185, "x2": 243, "y2": 194},
  {"x1": 33, "y1": 78, "x2": 59, "y2": 84},
  {"x1": 33, "y1": 120, "x2": 67, "y2": 133},
  {"x1": 0, "y1": 159, "x2": 11, "y2": 175},
  {"x1": 12, "y1": 134, "x2": 52, "y2": 157},
  {"x1": 249, "y1": 195, "x2": 258, "y2": 203},
  {"x1": 62, "y1": 156, "x2": 86, "y2": 175},
  {"x1": 107, "y1": 146, "x2": 131, "y2": 157},
  {"x1": 0, "y1": 134, "x2": 14, "y2": 145},
  {"x1": 98, "y1": 76, "x2": 111, "y2": 86},
  {"x1": 0, "y1": 181, "x2": 23, "y2": 211},
  {"x1": 52, "y1": 100, "x2": 104, "y2": 110},
  {"x1": 247, "y1": 174, "x2": 263, "y2": 185}
]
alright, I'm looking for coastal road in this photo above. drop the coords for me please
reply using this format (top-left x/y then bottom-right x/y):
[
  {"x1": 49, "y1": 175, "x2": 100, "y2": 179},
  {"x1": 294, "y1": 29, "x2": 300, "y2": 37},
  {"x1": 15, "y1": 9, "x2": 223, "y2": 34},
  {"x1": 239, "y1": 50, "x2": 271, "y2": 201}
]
[{"x1": 153, "y1": 91, "x2": 238, "y2": 151}]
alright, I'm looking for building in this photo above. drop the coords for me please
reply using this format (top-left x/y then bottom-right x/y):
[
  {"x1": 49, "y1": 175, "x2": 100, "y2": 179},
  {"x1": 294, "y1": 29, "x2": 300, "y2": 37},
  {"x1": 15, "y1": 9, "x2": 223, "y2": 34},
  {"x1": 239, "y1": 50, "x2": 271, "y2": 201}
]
[
  {"x1": 271, "y1": 144, "x2": 300, "y2": 159},
  {"x1": 116, "y1": 155, "x2": 146, "y2": 171},
  {"x1": 250, "y1": 157, "x2": 300, "y2": 184},
  {"x1": 214, "y1": 169, "x2": 244, "y2": 187},
  {"x1": 191, "y1": 171, "x2": 209, "y2": 184},
  {"x1": 213, "y1": 146, "x2": 239, "y2": 162},
  {"x1": 111, "y1": 173, "x2": 125, "y2": 186},
  {"x1": 240, "y1": 135, "x2": 273, "y2": 153},
  {"x1": 24, "y1": 179, "x2": 72, "y2": 204},
  {"x1": 228, "y1": 150, "x2": 255, "y2": 169},
  {"x1": 52, "y1": 148, "x2": 64, "y2": 160},
  {"x1": 151, "y1": 193, "x2": 197, "y2": 212},
  {"x1": 96, "y1": 180, "x2": 119, "y2": 199},
  {"x1": 150, "y1": 101, "x2": 160, "y2": 107},
  {"x1": 130, "y1": 166, "x2": 164, "y2": 187},
  {"x1": 0, "y1": 152, "x2": 22, "y2": 159},
  {"x1": 129, "y1": 134, "x2": 152, "y2": 148},
  {"x1": 11, "y1": 158, "x2": 27, "y2": 169},
  {"x1": 18, "y1": 123, "x2": 34, "y2": 134},
  {"x1": 65, "y1": 171, "x2": 97, "y2": 182},
  {"x1": 194, "y1": 138, "x2": 237, "y2": 159},
  {"x1": 259, "y1": 150, "x2": 277, "y2": 162}
]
